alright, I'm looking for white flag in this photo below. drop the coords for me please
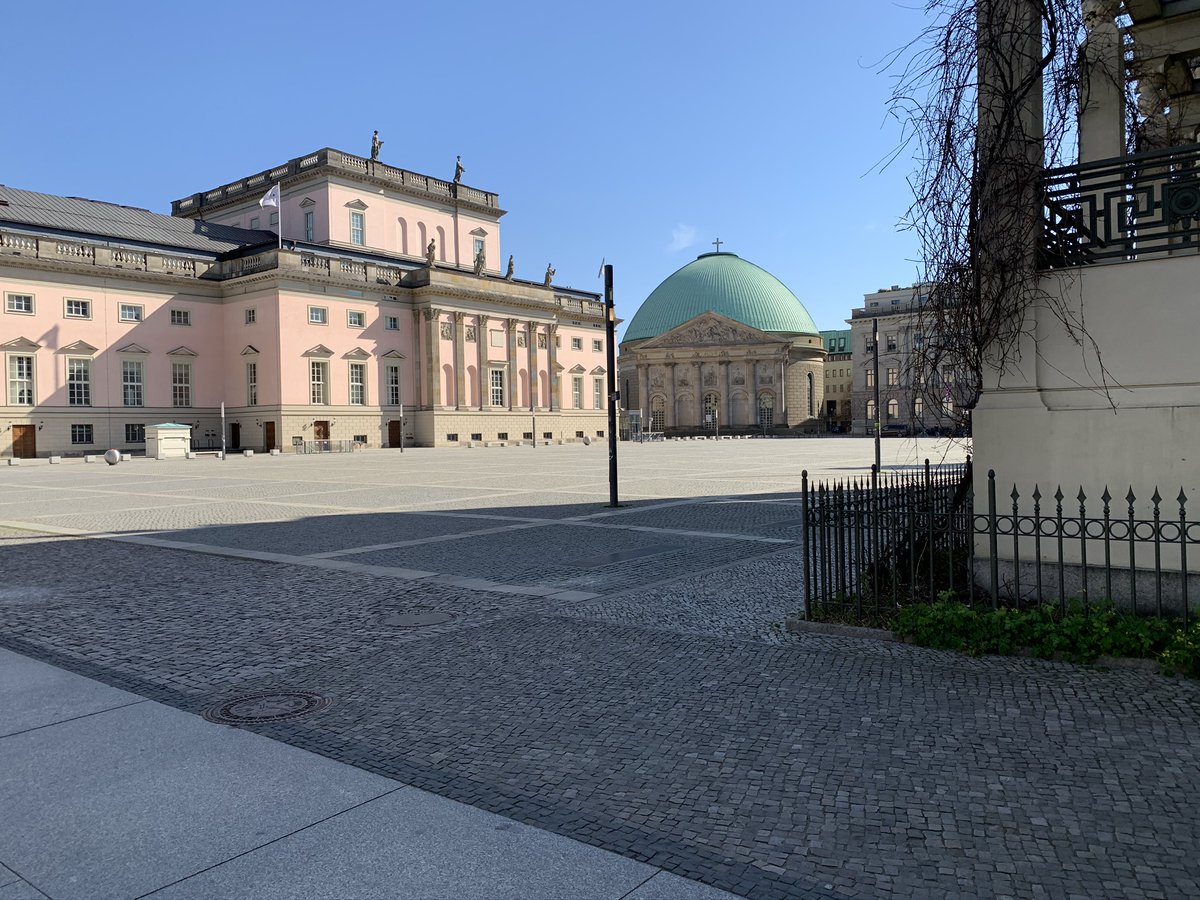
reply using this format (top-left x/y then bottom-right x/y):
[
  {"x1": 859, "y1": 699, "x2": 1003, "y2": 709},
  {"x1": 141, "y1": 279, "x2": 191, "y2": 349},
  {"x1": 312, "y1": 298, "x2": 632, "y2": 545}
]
[{"x1": 259, "y1": 184, "x2": 280, "y2": 209}]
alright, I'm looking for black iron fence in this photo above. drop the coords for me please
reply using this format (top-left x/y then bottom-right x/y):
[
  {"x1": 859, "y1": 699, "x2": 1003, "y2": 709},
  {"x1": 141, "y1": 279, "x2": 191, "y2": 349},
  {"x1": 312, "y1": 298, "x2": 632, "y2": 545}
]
[{"x1": 801, "y1": 461, "x2": 1197, "y2": 625}]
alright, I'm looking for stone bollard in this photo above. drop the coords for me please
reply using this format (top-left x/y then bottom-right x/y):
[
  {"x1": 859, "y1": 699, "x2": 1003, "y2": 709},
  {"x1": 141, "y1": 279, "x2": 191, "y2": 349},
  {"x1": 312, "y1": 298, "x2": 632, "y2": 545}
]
[
  {"x1": 49, "y1": 456, "x2": 61, "y2": 464},
  {"x1": 269, "y1": 448, "x2": 281, "y2": 456},
  {"x1": 243, "y1": 449, "x2": 254, "y2": 458}
]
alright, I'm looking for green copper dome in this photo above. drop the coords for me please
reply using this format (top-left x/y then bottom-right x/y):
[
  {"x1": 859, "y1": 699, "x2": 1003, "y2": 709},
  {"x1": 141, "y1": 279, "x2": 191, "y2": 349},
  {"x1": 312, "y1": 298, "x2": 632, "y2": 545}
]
[{"x1": 623, "y1": 252, "x2": 818, "y2": 343}]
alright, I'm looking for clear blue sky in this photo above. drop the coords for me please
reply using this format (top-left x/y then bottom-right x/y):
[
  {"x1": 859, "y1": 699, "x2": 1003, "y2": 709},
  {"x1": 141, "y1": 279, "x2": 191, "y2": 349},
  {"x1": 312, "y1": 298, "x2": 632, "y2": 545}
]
[{"x1": 3, "y1": 1, "x2": 930, "y2": 338}]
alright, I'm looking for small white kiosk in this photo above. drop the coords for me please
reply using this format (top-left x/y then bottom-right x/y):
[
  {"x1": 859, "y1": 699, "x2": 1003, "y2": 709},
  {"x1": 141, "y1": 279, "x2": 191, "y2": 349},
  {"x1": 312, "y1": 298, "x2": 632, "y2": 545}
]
[{"x1": 145, "y1": 423, "x2": 192, "y2": 460}]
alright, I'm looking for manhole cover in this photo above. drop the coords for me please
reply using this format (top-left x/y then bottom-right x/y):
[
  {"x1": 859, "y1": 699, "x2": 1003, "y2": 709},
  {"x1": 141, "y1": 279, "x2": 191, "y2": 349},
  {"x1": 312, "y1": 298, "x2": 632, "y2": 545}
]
[
  {"x1": 381, "y1": 610, "x2": 456, "y2": 627},
  {"x1": 203, "y1": 691, "x2": 331, "y2": 725}
]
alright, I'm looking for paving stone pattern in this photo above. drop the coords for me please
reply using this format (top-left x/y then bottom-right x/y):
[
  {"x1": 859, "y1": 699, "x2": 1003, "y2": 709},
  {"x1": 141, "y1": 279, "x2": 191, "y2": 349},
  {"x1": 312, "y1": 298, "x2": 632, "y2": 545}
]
[{"x1": 2, "y1": 441, "x2": 1199, "y2": 899}]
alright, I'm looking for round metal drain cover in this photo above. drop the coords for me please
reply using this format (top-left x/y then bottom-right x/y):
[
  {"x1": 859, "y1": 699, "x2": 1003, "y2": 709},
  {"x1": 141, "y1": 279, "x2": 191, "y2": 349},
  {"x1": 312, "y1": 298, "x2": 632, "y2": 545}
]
[
  {"x1": 203, "y1": 691, "x2": 331, "y2": 725},
  {"x1": 381, "y1": 610, "x2": 456, "y2": 627}
]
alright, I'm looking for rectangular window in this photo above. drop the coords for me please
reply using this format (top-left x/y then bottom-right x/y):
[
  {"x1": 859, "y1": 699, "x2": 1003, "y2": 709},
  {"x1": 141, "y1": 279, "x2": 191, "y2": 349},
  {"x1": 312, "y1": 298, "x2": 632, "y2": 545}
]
[
  {"x1": 593, "y1": 378, "x2": 604, "y2": 409},
  {"x1": 70, "y1": 424, "x2": 93, "y2": 445},
  {"x1": 125, "y1": 424, "x2": 145, "y2": 444},
  {"x1": 119, "y1": 303, "x2": 143, "y2": 322},
  {"x1": 308, "y1": 306, "x2": 328, "y2": 325},
  {"x1": 571, "y1": 337, "x2": 582, "y2": 351},
  {"x1": 269, "y1": 211, "x2": 279, "y2": 228},
  {"x1": 310, "y1": 361, "x2": 329, "y2": 404},
  {"x1": 249, "y1": 217, "x2": 260, "y2": 230},
  {"x1": 572, "y1": 376, "x2": 583, "y2": 409},
  {"x1": 473, "y1": 237, "x2": 485, "y2": 258},
  {"x1": 170, "y1": 309, "x2": 191, "y2": 326},
  {"x1": 65, "y1": 298, "x2": 91, "y2": 319},
  {"x1": 887, "y1": 367, "x2": 898, "y2": 386},
  {"x1": 122, "y1": 360, "x2": 144, "y2": 407},
  {"x1": 67, "y1": 358, "x2": 91, "y2": 406},
  {"x1": 497, "y1": 432, "x2": 508, "y2": 441},
  {"x1": 387, "y1": 364, "x2": 401, "y2": 405},
  {"x1": 171, "y1": 362, "x2": 192, "y2": 408},
  {"x1": 865, "y1": 369, "x2": 875, "y2": 388},
  {"x1": 886, "y1": 333, "x2": 897, "y2": 352},
  {"x1": 490, "y1": 369, "x2": 504, "y2": 406},
  {"x1": 8, "y1": 355, "x2": 33, "y2": 406},
  {"x1": 592, "y1": 339, "x2": 602, "y2": 352},
  {"x1": 245, "y1": 308, "x2": 257, "y2": 325},
  {"x1": 246, "y1": 362, "x2": 258, "y2": 406},
  {"x1": 446, "y1": 433, "x2": 459, "y2": 442},
  {"x1": 350, "y1": 211, "x2": 365, "y2": 246},
  {"x1": 5, "y1": 293, "x2": 34, "y2": 314},
  {"x1": 348, "y1": 310, "x2": 365, "y2": 328},
  {"x1": 5, "y1": 294, "x2": 34, "y2": 314},
  {"x1": 349, "y1": 362, "x2": 366, "y2": 404},
  {"x1": 385, "y1": 315, "x2": 399, "y2": 331},
  {"x1": 304, "y1": 211, "x2": 314, "y2": 241}
]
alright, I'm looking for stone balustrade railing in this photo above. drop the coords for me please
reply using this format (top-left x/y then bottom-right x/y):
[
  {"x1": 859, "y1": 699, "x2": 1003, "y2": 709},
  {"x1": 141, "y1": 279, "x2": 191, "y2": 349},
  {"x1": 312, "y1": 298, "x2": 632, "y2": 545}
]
[
  {"x1": 171, "y1": 148, "x2": 500, "y2": 215},
  {"x1": 0, "y1": 229, "x2": 215, "y2": 278}
]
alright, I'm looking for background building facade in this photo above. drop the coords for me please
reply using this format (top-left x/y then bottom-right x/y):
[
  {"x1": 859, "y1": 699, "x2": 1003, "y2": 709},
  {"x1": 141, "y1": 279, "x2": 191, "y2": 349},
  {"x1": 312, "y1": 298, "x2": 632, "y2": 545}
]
[
  {"x1": 0, "y1": 148, "x2": 609, "y2": 457},
  {"x1": 820, "y1": 329, "x2": 852, "y2": 431}
]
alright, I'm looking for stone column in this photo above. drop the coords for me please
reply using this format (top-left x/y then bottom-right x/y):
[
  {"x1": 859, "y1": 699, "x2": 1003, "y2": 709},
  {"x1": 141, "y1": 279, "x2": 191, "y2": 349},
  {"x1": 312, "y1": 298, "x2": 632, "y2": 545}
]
[
  {"x1": 424, "y1": 307, "x2": 442, "y2": 408},
  {"x1": 638, "y1": 365, "x2": 649, "y2": 423},
  {"x1": 780, "y1": 358, "x2": 788, "y2": 425},
  {"x1": 454, "y1": 312, "x2": 466, "y2": 410},
  {"x1": 723, "y1": 361, "x2": 732, "y2": 426},
  {"x1": 1079, "y1": 0, "x2": 1124, "y2": 162},
  {"x1": 527, "y1": 321, "x2": 539, "y2": 410},
  {"x1": 477, "y1": 315, "x2": 489, "y2": 410},
  {"x1": 412, "y1": 309, "x2": 424, "y2": 408},
  {"x1": 666, "y1": 362, "x2": 677, "y2": 429},
  {"x1": 548, "y1": 325, "x2": 559, "y2": 411},
  {"x1": 507, "y1": 318, "x2": 519, "y2": 411}
]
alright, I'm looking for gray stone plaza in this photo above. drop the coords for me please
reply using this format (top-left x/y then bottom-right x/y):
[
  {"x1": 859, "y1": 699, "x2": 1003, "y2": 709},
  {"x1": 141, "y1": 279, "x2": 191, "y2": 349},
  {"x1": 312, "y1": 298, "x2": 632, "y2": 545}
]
[{"x1": 2, "y1": 438, "x2": 1199, "y2": 899}]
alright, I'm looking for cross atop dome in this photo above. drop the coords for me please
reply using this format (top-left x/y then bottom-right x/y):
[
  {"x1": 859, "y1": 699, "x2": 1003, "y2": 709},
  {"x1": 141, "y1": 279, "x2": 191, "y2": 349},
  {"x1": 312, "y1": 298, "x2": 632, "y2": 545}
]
[{"x1": 712, "y1": 237, "x2": 723, "y2": 252}]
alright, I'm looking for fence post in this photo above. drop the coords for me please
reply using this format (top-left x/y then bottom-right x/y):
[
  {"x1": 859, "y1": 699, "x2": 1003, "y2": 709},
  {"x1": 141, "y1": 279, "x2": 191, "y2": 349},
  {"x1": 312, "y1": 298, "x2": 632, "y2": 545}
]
[
  {"x1": 1011, "y1": 485, "x2": 1021, "y2": 607},
  {"x1": 1153, "y1": 488, "x2": 1163, "y2": 617},
  {"x1": 988, "y1": 470, "x2": 999, "y2": 607},
  {"x1": 1078, "y1": 488, "x2": 1089, "y2": 615},
  {"x1": 800, "y1": 470, "x2": 809, "y2": 620},
  {"x1": 1180, "y1": 488, "x2": 1189, "y2": 627},
  {"x1": 1127, "y1": 488, "x2": 1138, "y2": 616},
  {"x1": 1101, "y1": 488, "x2": 1112, "y2": 609}
]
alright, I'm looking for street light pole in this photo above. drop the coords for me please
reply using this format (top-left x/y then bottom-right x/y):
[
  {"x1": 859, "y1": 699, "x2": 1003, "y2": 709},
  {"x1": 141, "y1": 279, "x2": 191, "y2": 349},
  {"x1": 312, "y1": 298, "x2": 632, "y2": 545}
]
[
  {"x1": 873, "y1": 317, "x2": 881, "y2": 473},
  {"x1": 604, "y1": 264, "x2": 619, "y2": 507}
]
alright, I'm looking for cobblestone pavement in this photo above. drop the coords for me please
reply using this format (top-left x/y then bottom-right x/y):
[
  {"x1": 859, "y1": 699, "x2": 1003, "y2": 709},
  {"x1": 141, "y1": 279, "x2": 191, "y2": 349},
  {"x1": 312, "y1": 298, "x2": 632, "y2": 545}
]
[{"x1": 3, "y1": 440, "x2": 1200, "y2": 899}]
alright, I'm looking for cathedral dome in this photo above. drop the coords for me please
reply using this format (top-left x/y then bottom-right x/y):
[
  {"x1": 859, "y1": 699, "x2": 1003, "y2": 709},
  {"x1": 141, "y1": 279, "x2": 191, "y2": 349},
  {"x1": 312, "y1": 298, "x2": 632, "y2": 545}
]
[{"x1": 622, "y1": 252, "x2": 819, "y2": 343}]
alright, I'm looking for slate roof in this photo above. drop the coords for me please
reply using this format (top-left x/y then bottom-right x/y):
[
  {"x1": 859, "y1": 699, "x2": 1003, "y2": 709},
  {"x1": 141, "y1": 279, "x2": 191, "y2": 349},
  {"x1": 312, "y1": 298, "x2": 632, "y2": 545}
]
[{"x1": 0, "y1": 185, "x2": 275, "y2": 255}]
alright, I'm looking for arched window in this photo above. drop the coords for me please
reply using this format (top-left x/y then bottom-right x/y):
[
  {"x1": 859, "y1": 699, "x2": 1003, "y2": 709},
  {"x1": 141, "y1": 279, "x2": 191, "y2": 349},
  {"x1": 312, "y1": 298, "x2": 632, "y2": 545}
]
[
  {"x1": 758, "y1": 392, "x2": 775, "y2": 428},
  {"x1": 914, "y1": 396, "x2": 924, "y2": 418},
  {"x1": 703, "y1": 392, "x2": 720, "y2": 425},
  {"x1": 397, "y1": 218, "x2": 409, "y2": 255},
  {"x1": 650, "y1": 396, "x2": 665, "y2": 432},
  {"x1": 806, "y1": 371, "x2": 814, "y2": 418},
  {"x1": 887, "y1": 398, "x2": 898, "y2": 420},
  {"x1": 866, "y1": 399, "x2": 876, "y2": 421}
]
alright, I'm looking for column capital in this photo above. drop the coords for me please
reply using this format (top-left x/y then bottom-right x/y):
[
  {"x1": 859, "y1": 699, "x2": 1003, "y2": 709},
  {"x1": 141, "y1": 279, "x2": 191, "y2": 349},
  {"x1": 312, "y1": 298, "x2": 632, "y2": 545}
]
[{"x1": 453, "y1": 310, "x2": 465, "y2": 323}]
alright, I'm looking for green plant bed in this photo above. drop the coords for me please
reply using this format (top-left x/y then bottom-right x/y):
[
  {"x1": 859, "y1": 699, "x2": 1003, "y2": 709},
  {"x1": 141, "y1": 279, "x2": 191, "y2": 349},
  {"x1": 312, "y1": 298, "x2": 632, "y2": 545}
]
[{"x1": 893, "y1": 599, "x2": 1200, "y2": 676}]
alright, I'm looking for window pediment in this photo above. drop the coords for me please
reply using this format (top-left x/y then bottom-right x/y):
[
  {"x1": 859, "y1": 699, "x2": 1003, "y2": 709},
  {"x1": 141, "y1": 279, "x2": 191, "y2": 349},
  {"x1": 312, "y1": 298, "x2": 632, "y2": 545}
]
[
  {"x1": 590, "y1": 366, "x2": 606, "y2": 375},
  {"x1": 115, "y1": 342, "x2": 150, "y2": 354},
  {"x1": 343, "y1": 347, "x2": 370, "y2": 360},
  {"x1": 60, "y1": 340, "x2": 98, "y2": 355},
  {"x1": 3, "y1": 336, "x2": 41, "y2": 352},
  {"x1": 167, "y1": 346, "x2": 197, "y2": 357},
  {"x1": 304, "y1": 344, "x2": 334, "y2": 358},
  {"x1": 381, "y1": 349, "x2": 406, "y2": 359},
  {"x1": 241, "y1": 345, "x2": 259, "y2": 356},
  {"x1": 469, "y1": 227, "x2": 488, "y2": 236},
  {"x1": 299, "y1": 197, "x2": 316, "y2": 208},
  {"x1": 568, "y1": 364, "x2": 586, "y2": 374},
  {"x1": 345, "y1": 199, "x2": 369, "y2": 210}
]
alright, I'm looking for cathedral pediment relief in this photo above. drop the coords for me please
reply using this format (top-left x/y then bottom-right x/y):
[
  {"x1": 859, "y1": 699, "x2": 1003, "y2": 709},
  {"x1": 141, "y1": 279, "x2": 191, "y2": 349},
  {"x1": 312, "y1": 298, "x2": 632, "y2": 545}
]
[{"x1": 640, "y1": 312, "x2": 782, "y2": 350}]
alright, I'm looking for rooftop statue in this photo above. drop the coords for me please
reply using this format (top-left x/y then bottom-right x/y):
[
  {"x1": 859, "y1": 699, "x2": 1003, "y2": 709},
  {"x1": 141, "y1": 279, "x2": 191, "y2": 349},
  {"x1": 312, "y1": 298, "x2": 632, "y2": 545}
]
[
  {"x1": 426, "y1": 239, "x2": 436, "y2": 267},
  {"x1": 505, "y1": 255, "x2": 515, "y2": 281},
  {"x1": 370, "y1": 131, "x2": 383, "y2": 161},
  {"x1": 543, "y1": 263, "x2": 555, "y2": 287},
  {"x1": 473, "y1": 247, "x2": 486, "y2": 276},
  {"x1": 454, "y1": 155, "x2": 465, "y2": 184}
]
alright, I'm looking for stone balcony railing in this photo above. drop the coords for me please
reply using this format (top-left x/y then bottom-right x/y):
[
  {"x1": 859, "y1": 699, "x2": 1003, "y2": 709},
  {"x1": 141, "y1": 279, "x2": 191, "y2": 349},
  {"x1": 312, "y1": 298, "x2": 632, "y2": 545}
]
[
  {"x1": 0, "y1": 229, "x2": 211, "y2": 278},
  {"x1": 171, "y1": 148, "x2": 502, "y2": 216}
]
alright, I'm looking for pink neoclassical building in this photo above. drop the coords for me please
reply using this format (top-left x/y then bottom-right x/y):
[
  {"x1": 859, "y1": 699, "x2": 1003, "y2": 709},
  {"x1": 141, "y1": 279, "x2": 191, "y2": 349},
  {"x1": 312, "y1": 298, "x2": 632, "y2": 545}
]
[{"x1": 0, "y1": 147, "x2": 610, "y2": 458}]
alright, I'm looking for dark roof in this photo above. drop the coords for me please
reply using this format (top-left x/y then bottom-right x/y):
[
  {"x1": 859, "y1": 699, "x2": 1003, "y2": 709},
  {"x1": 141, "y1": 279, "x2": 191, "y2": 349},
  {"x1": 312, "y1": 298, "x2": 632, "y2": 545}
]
[{"x1": 0, "y1": 185, "x2": 275, "y2": 255}]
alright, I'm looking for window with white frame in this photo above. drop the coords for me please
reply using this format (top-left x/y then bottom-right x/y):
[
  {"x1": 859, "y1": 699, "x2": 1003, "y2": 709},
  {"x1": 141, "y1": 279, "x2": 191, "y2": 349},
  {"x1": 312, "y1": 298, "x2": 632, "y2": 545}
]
[
  {"x1": 119, "y1": 303, "x2": 143, "y2": 323},
  {"x1": 125, "y1": 423, "x2": 145, "y2": 444},
  {"x1": 866, "y1": 369, "x2": 875, "y2": 387},
  {"x1": 593, "y1": 377, "x2": 604, "y2": 409},
  {"x1": 269, "y1": 211, "x2": 279, "y2": 228},
  {"x1": 571, "y1": 337, "x2": 582, "y2": 351},
  {"x1": 348, "y1": 310, "x2": 365, "y2": 328},
  {"x1": 8, "y1": 355, "x2": 33, "y2": 406},
  {"x1": 914, "y1": 396, "x2": 924, "y2": 417},
  {"x1": 65, "y1": 298, "x2": 91, "y2": 319},
  {"x1": 245, "y1": 308, "x2": 256, "y2": 325},
  {"x1": 246, "y1": 362, "x2": 258, "y2": 406},
  {"x1": 866, "y1": 399, "x2": 877, "y2": 421},
  {"x1": 310, "y1": 361, "x2": 329, "y2": 404},
  {"x1": 171, "y1": 362, "x2": 192, "y2": 407},
  {"x1": 350, "y1": 211, "x2": 365, "y2": 246},
  {"x1": 170, "y1": 309, "x2": 191, "y2": 326},
  {"x1": 386, "y1": 364, "x2": 401, "y2": 406},
  {"x1": 886, "y1": 333, "x2": 897, "y2": 352},
  {"x1": 5, "y1": 293, "x2": 33, "y2": 314},
  {"x1": 572, "y1": 376, "x2": 583, "y2": 409},
  {"x1": 249, "y1": 217, "x2": 260, "y2": 230},
  {"x1": 67, "y1": 358, "x2": 91, "y2": 406},
  {"x1": 308, "y1": 306, "x2": 328, "y2": 325},
  {"x1": 592, "y1": 339, "x2": 602, "y2": 352},
  {"x1": 887, "y1": 398, "x2": 899, "y2": 420},
  {"x1": 385, "y1": 315, "x2": 399, "y2": 331},
  {"x1": 886, "y1": 367, "x2": 898, "y2": 386},
  {"x1": 490, "y1": 369, "x2": 505, "y2": 406},
  {"x1": 122, "y1": 360, "x2": 143, "y2": 407},
  {"x1": 473, "y1": 237, "x2": 484, "y2": 258},
  {"x1": 70, "y1": 424, "x2": 93, "y2": 445},
  {"x1": 304, "y1": 211, "x2": 314, "y2": 241},
  {"x1": 349, "y1": 363, "x2": 366, "y2": 405}
]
